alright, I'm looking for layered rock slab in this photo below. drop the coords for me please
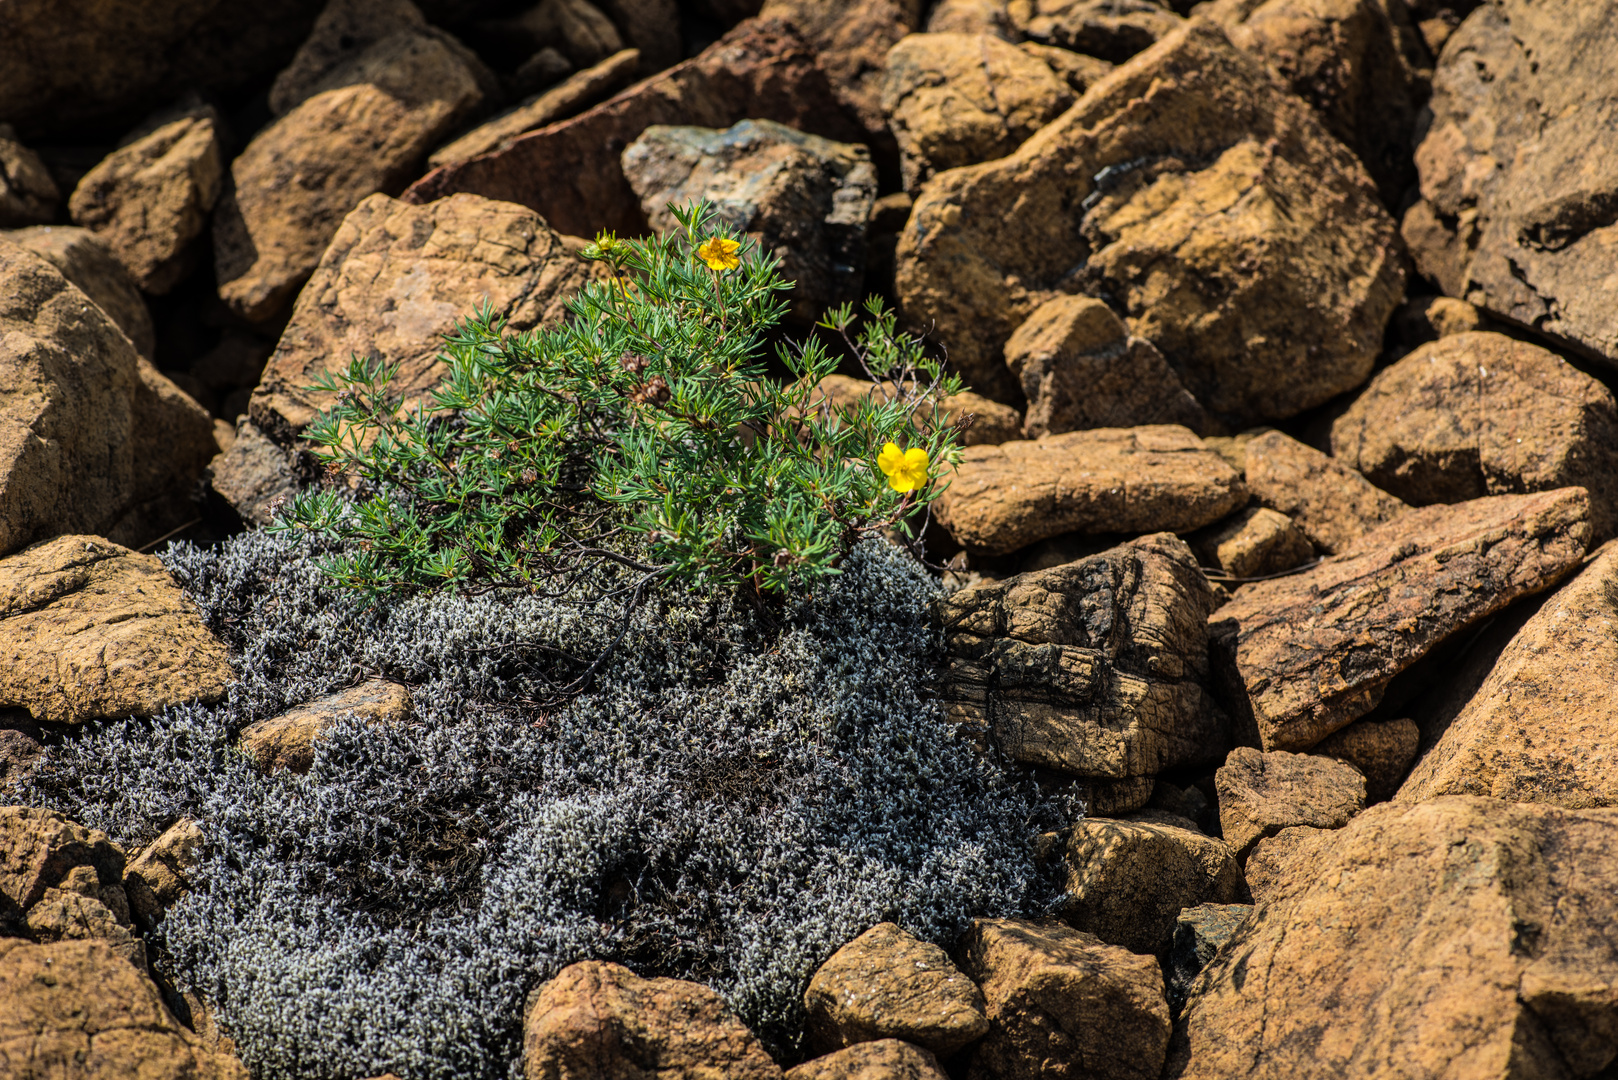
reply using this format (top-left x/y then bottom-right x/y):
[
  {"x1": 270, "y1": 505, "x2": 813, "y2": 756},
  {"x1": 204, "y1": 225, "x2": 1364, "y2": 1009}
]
[
  {"x1": 932, "y1": 426, "x2": 1245, "y2": 556},
  {"x1": 1398, "y1": 541, "x2": 1618, "y2": 808},
  {"x1": 1168, "y1": 797, "x2": 1618, "y2": 1080},
  {"x1": 896, "y1": 19, "x2": 1403, "y2": 413},
  {"x1": 1215, "y1": 488, "x2": 1591, "y2": 752},
  {"x1": 940, "y1": 533, "x2": 1225, "y2": 779}
]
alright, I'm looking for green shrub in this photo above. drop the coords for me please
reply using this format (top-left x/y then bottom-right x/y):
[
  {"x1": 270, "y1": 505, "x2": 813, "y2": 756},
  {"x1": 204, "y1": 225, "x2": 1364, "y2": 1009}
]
[{"x1": 280, "y1": 203, "x2": 965, "y2": 598}]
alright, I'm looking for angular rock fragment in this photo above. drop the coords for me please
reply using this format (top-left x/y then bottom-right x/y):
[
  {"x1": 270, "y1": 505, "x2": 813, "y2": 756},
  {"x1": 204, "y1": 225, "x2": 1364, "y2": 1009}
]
[
  {"x1": 1163, "y1": 903, "x2": 1250, "y2": 1016},
  {"x1": 240, "y1": 679, "x2": 413, "y2": 775},
  {"x1": 881, "y1": 33, "x2": 1073, "y2": 194},
  {"x1": 0, "y1": 536, "x2": 232, "y2": 725},
  {"x1": 1004, "y1": 295, "x2": 1207, "y2": 438},
  {"x1": 758, "y1": 0, "x2": 923, "y2": 137},
  {"x1": 786, "y1": 1040, "x2": 948, "y2": 1080},
  {"x1": 1168, "y1": 798, "x2": 1618, "y2": 1080},
  {"x1": 1389, "y1": 294, "x2": 1488, "y2": 348},
  {"x1": 933, "y1": 427, "x2": 1246, "y2": 555},
  {"x1": 0, "y1": 806, "x2": 142, "y2": 970},
  {"x1": 404, "y1": 19, "x2": 862, "y2": 239},
  {"x1": 956, "y1": 917, "x2": 1171, "y2": 1080},
  {"x1": 207, "y1": 420, "x2": 302, "y2": 526},
  {"x1": 4, "y1": 225, "x2": 156, "y2": 358},
  {"x1": 805, "y1": 922, "x2": 988, "y2": 1056},
  {"x1": 1216, "y1": 488, "x2": 1591, "y2": 752},
  {"x1": 1011, "y1": 0, "x2": 1186, "y2": 62},
  {"x1": 523, "y1": 960, "x2": 782, "y2": 1079},
  {"x1": 251, "y1": 192, "x2": 590, "y2": 440},
  {"x1": 595, "y1": 0, "x2": 680, "y2": 70},
  {"x1": 1058, "y1": 817, "x2": 1247, "y2": 955},
  {"x1": 622, "y1": 119, "x2": 877, "y2": 325},
  {"x1": 1214, "y1": 747, "x2": 1367, "y2": 859},
  {"x1": 1311, "y1": 716, "x2": 1418, "y2": 802},
  {"x1": 1331, "y1": 332, "x2": 1618, "y2": 539},
  {"x1": 68, "y1": 106, "x2": 225, "y2": 294},
  {"x1": 477, "y1": 0, "x2": 625, "y2": 70},
  {"x1": 1239, "y1": 824, "x2": 1321, "y2": 905},
  {"x1": 1406, "y1": 0, "x2": 1618, "y2": 368},
  {"x1": 1398, "y1": 542, "x2": 1618, "y2": 808},
  {"x1": 807, "y1": 375, "x2": 1023, "y2": 447},
  {"x1": 897, "y1": 20, "x2": 1403, "y2": 414},
  {"x1": 1189, "y1": 507, "x2": 1313, "y2": 581},
  {"x1": 214, "y1": 10, "x2": 490, "y2": 323},
  {"x1": 941, "y1": 533, "x2": 1226, "y2": 779},
  {"x1": 1243, "y1": 430, "x2": 1406, "y2": 554},
  {"x1": 927, "y1": 0, "x2": 1017, "y2": 37},
  {"x1": 122, "y1": 818, "x2": 203, "y2": 931},
  {"x1": 0, "y1": 124, "x2": 60, "y2": 226}
]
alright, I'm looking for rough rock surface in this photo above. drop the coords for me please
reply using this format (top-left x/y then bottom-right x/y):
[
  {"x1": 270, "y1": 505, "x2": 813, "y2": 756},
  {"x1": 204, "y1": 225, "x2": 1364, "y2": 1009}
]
[
  {"x1": 0, "y1": 938, "x2": 249, "y2": 1079},
  {"x1": 122, "y1": 818, "x2": 203, "y2": 931},
  {"x1": 68, "y1": 107, "x2": 224, "y2": 294},
  {"x1": 1239, "y1": 824, "x2": 1321, "y2": 905},
  {"x1": 1169, "y1": 798, "x2": 1618, "y2": 1080},
  {"x1": 897, "y1": 20, "x2": 1403, "y2": 411},
  {"x1": 523, "y1": 960, "x2": 782, "y2": 1079},
  {"x1": 933, "y1": 426, "x2": 1245, "y2": 555},
  {"x1": 1163, "y1": 903, "x2": 1250, "y2": 1016},
  {"x1": 1059, "y1": 817, "x2": 1247, "y2": 955},
  {"x1": 239, "y1": 679, "x2": 413, "y2": 775},
  {"x1": 213, "y1": 19, "x2": 489, "y2": 323},
  {"x1": 940, "y1": 533, "x2": 1226, "y2": 779},
  {"x1": 807, "y1": 375, "x2": 1023, "y2": 447},
  {"x1": 0, "y1": 806, "x2": 141, "y2": 970},
  {"x1": 478, "y1": 0, "x2": 626, "y2": 71},
  {"x1": 1214, "y1": 747, "x2": 1367, "y2": 859},
  {"x1": 4, "y1": 225, "x2": 156, "y2": 358},
  {"x1": 0, "y1": 242, "x2": 214, "y2": 555},
  {"x1": 786, "y1": 1040, "x2": 948, "y2": 1080},
  {"x1": 1010, "y1": 0, "x2": 1187, "y2": 62},
  {"x1": 1004, "y1": 295, "x2": 1207, "y2": 438},
  {"x1": 1188, "y1": 506, "x2": 1313, "y2": 580},
  {"x1": 1398, "y1": 542, "x2": 1618, "y2": 808},
  {"x1": 927, "y1": 0, "x2": 1017, "y2": 37},
  {"x1": 1311, "y1": 716, "x2": 1419, "y2": 802},
  {"x1": 804, "y1": 922, "x2": 988, "y2": 1056},
  {"x1": 1406, "y1": 0, "x2": 1618, "y2": 368},
  {"x1": 1243, "y1": 429, "x2": 1406, "y2": 554},
  {"x1": 1216, "y1": 488, "x2": 1592, "y2": 752},
  {"x1": 0, "y1": 125, "x2": 59, "y2": 226},
  {"x1": 881, "y1": 33, "x2": 1074, "y2": 194},
  {"x1": 622, "y1": 119, "x2": 877, "y2": 325},
  {"x1": 1330, "y1": 332, "x2": 1618, "y2": 539},
  {"x1": 1390, "y1": 293, "x2": 1489, "y2": 348},
  {"x1": 0, "y1": 536, "x2": 232, "y2": 725},
  {"x1": 757, "y1": 0, "x2": 923, "y2": 137},
  {"x1": 404, "y1": 19, "x2": 862, "y2": 240},
  {"x1": 206, "y1": 419, "x2": 301, "y2": 526},
  {"x1": 956, "y1": 917, "x2": 1171, "y2": 1080},
  {"x1": 250, "y1": 192, "x2": 591, "y2": 440}
]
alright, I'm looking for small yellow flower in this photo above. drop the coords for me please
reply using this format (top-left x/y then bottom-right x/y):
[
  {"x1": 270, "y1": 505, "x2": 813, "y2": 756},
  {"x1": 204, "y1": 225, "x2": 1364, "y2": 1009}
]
[
  {"x1": 696, "y1": 235, "x2": 741, "y2": 272},
  {"x1": 878, "y1": 442, "x2": 930, "y2": 494}
]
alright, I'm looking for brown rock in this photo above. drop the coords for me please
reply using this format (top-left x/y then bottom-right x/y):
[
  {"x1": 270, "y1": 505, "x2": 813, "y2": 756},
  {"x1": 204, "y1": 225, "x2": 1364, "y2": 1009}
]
[
  {"x1": 896, "y1": 21, "x2": 1403, "y2": 414},
  {"x1": 1188, "y1": 507, "x2": 1313, "y2": 581},
  {"x1": 1004, "y1": 295, "x2": 1207, "y2": 438},
  {"x1": 0, "y1": 807, "x2": 126, "y2": 925},
  {"x1": 1163, "y1": 903, "x2": 1250, "y2": 1016},
  {"x1": 956, "y1": 917, "x2": 1171, "y2": 1080},
  {"x1": 403, "y1": 19, "x2": 862, "y2": 239},
  {"x1": 1168, "y1": 797, "x2": 1618, "y2": 1080},
  {"x1": 1009, "y1": 0, "x2": 1186, "y2": 62},
  {"x1": 1243, "y1": 429, "x2": 1406, "y2": 554},
  {"x1": 1214, "y1": 747, "x2": 1367, "y2": 859},
  {"x1": 881, "y1": 33, "x2": 1073, "y2": 195},
  {"x1": 68, "y1": 108, "x2": 224, "y2": 294},
  {"x1": 1331, "y1": 332, "x2": 1618, "y2": 539},
  {"x1": 1058, "y1": 817, "x2": 1247, "y2": 955},
  {"x1": 1201, "y1": 0, "x2": 1429, "y2": 204},
  {"x1": 1408, "y1": 1, "x2": 1618, "y2": 368},
  {"x1": 805, "y1": 922, "x2": 988, "y2": 1056},
  {"x1": 429, "y1": 48, "x2": 642, "y2": 168},
  {"x1": 523, "y1": 960, "x2": 782, "y2": 1079},
  {"x1": 786, "y1": 1040, "x2": 948, "y2": 1080},
  {"x1": 1311, "y1": 716, "x2": 1419, "y2": 802},
  {"x1": 0, "y1": 124, "x2": 59, "y2": 226},
  {"x1": 123, "y1": 818, "x2": 203, "y2": 930},
  {"x1": 214, "y1": 17, "x2": 490, "y2": 323},
  {"x1": 0, "y1": 938, "x2": 249, "y2": 1079},
  {"x1": 0, "y1": 243, "x2": 214, "y2": 554},
  {"x1": 940, "y1": 533, "x2": 1227, "y2": 779},
  {"x1": 807, "y1": 375, "x2": 1023, "y2": 447},
  {"x1": 0, "y1": 537, "x2": 232, "y2": 725},
  {"x1": 1398, "y1": 542, "x2": 1618, "y2": 808},
  {"x1": 4, "y1": 225, "x2": 156, "y2": 358},
  {"x1": 758, "y1": 0, "x2": 922, "y2": 137},
  {"x1": 207, "y1": 419, "x2": 302, "y2": 526},
  {"x1": 240, "y1": 679, "x2": 413, "y2": 774},
  {"x1": 932, "y1": 426, "x2": 1246, "y2": 556},
  {"x1": 926, "y1": 0, "x2": 1016, "y2": 37},
  {"x1": 1389, "y1": 294, "x2": 1487, "y2": 348},
  {"x1": 0, "y1": 714, "x2": 43, "y2": 787},
  {"x1": 250, "y1": 192, "x2": 590, "y2": 440},
  {"x1": 1017, "y1": 42, "x2": 1116, "y2": 93},
  {"x1": 1216, "y1": 488, "x2": 1591, "y2": 752},
  {"x1": 594, "y1": 0, "x2": 679, "y2": 69},
  {"x1": 484, "y1": 0, "x2": 626, "y2": 69},
  {"x1": 622, "y1": 119, "x2": 877, "y2": 325},
  {"x1": 1239, "y1": 824, "x2": 1321, "y2": 904}
]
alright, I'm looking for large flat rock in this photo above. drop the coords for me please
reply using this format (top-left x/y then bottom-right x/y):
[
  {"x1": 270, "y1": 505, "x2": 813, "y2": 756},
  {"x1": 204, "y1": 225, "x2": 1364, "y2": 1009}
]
[{"x1": 1216, "y1": 488, "x2": 1591, "y2": 751}]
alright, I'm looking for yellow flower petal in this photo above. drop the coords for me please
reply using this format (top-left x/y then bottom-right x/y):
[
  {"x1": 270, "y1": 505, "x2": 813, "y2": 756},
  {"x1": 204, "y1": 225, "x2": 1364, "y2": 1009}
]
[
  {"x1": 696, "y1": 235, "x2": 741, "y2": 272},
  {"x1": 877, "y1": 442, "x2": 905, "y2": 477}
]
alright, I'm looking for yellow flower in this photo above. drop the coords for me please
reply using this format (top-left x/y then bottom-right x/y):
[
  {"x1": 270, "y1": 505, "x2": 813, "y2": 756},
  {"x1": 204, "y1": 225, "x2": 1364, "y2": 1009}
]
[
  {"x1": 696, "y1": 235, "x2": 741, "y2": 272},
  {"x1": 878, "y1": 442, "x2": 930, "y2": 494}
]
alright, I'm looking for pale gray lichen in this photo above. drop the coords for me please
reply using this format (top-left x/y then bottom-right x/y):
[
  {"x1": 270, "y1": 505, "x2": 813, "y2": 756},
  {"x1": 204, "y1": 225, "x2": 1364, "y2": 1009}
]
[{"x1": 19, "y1": 530, "x2": 1057, "y2": 1080}]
